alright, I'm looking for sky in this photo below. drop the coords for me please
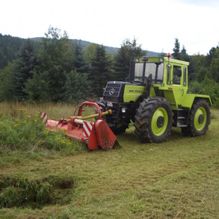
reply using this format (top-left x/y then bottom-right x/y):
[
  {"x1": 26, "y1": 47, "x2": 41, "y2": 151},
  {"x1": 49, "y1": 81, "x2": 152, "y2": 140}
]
[{"x1": 0, "y1": 0, "x2": 219, "y2": 55}]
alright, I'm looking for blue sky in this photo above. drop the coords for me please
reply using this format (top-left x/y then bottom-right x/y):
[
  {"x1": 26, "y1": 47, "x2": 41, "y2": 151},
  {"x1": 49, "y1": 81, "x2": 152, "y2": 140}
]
[{"x1": 0, "y1": 0, "x2": 218, "y2": 55}]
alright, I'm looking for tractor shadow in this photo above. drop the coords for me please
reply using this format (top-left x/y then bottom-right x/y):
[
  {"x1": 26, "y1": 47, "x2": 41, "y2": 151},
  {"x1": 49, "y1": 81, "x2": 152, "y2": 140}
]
[{"x1": 117, "y1": 126, "x2": 188, "y2": 148}]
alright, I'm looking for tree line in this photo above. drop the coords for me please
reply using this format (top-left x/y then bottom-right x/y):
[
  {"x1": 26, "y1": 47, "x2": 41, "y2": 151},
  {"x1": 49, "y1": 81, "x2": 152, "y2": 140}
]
[
  {"x1": 0, "y1": 28, "x2": 219, "y2": 106},
  {"x1": 0, "y1": 27, "x2": 142, "y2": 102}
]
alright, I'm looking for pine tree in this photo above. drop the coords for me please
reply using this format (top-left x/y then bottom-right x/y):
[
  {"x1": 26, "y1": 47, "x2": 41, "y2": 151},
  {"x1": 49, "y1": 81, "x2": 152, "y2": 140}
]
[
  {"x1": 74, "y1": 42, "x2": 87, "y2": 73},
  {"x1": 206, "y1": 47, "x2": 217, "y2": 65},
  {"x1": 172, "y1": 38, "x2": 180, "y2": 59},
  {"x1": 180, "y1": 46, "x2": 190, "y2": 61},
  {"x1": 113, "y1": 39, "x2": 142, "y2": 81},
  {"x1": 25, "y1": 70, "x2": 50, "y2": 101},
  {"x1": 14, "y1": 40, "x2": 37, "y2": 100},
  {"x1": 65, "y1": 70, "x2": 91, "y2": 102},
  {"x1": 89, "y1": 45, "x2": 111, "y2": 96}
]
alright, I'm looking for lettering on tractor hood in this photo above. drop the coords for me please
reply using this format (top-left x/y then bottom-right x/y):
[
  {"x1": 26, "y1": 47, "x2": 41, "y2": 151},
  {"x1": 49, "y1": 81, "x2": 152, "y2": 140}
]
[{"x1": 128, "y1": 89, "x2": 143, "y2": 93}]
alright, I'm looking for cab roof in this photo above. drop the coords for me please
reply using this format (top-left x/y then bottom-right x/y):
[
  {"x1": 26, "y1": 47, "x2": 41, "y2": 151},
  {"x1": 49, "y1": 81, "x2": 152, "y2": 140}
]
[{"x1": 140, "y1": 56, "x2": 189, "y2": 66}]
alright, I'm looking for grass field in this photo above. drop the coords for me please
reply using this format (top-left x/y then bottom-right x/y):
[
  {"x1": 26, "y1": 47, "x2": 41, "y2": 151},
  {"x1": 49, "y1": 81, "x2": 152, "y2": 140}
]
[{"x1": 0, "y1": 103, "x2": 218, "y2": 219}]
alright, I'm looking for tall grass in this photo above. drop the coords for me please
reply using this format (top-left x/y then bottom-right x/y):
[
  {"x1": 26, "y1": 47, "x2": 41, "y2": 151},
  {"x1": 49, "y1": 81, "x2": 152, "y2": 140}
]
[
  {"x1": 0, "y1": 102, "x2": 76, "y2": 119},
  {"x1": 0, "y1": 102, "x2": 83, "y2": 154}
]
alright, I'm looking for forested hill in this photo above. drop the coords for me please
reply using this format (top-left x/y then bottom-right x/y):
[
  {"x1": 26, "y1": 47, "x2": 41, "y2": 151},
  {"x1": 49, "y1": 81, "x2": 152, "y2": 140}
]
[
  {"x1": 0, "y1": 34, "x2": 25, "y2": 69},
  {"x1": 31, "y1": 37, "x2": 120, "y2": 56},
  {"x1": 0, "y1": 34, "x2": 160, "y2": 69},
  {"x1": 0, "y1": 34, "x2": 120, "y2": 69}
]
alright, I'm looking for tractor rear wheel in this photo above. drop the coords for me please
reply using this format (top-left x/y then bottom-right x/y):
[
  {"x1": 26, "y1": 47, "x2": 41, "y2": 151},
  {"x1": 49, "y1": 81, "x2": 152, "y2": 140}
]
[
  {"x1": 182, "y1": 100, "x2": 210, "y2": 136},
  {"x1": 134, "y1": 97, "x2": 172, "y2": 143}
]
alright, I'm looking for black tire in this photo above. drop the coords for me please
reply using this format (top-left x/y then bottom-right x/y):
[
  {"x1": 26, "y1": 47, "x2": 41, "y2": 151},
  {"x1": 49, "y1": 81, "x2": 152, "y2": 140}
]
[
  {"x1": 182, "y1": 100, "x2": 210, "y2": 136},
  {"x1": 134, "y1": 97, "x2": 172, "y2": 143}
]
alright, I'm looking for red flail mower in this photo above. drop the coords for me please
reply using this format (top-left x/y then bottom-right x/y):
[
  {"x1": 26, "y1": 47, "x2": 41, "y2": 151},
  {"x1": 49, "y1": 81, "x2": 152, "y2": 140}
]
[{"x1": 41, "y1": 101, "x2": 117, "y2": 150}]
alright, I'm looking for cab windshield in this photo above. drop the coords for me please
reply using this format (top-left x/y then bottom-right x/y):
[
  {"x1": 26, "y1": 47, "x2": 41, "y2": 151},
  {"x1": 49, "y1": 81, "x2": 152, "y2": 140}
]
[{"x1": 134, "y1": 62, "x2": 163, "y2": 83}]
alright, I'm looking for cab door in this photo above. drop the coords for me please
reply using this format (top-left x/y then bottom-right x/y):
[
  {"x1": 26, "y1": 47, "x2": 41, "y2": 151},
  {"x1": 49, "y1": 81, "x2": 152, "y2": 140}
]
[
  {"x1": 163, "y1": 63, "x2": 188, "y2": 108},
  {"x1": 171, "y1": 64, "x2": 188, "y2": 107}
]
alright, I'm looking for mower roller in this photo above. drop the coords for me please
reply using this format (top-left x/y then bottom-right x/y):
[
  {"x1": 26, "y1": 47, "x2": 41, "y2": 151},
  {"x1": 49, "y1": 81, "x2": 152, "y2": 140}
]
[{"x1": 41, "y1": 101, "x2": 117, "y2": 150}]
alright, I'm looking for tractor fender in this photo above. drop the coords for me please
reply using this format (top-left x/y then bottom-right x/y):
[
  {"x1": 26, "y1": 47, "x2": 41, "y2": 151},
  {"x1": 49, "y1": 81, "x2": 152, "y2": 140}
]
[{"x1": 181, "y1": 94, "x2": 212, "y2": 108}]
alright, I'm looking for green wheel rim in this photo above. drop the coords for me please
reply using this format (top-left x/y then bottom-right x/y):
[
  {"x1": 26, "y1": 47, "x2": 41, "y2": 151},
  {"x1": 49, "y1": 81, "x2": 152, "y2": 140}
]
[
  {"x1": 151, "y1": 107, "x2": 168, "y2": 136},
  {"x1": 194, "y1": 106, "x2": 207, "y2": 131}
]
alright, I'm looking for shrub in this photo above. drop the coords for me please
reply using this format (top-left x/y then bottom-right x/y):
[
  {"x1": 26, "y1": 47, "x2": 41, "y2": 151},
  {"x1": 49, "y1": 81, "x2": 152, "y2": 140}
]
[{"x1": 190, "y1": 77, "x2": 219, "y2": 108}]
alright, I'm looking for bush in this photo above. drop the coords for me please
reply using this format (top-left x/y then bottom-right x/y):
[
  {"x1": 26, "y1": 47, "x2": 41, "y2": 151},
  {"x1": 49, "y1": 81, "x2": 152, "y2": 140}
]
[{"x1": 190, "y1": 77, "x2": 219, "y2": 107}]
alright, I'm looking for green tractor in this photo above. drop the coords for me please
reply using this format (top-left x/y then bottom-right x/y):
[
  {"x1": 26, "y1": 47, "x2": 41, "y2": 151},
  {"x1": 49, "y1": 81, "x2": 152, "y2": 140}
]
[{"x1": 98, "y1": 56, "x2": 211, "y2": 143}]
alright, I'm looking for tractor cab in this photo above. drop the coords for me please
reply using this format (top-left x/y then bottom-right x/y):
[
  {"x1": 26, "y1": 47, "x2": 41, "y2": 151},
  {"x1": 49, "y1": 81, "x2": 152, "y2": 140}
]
[
  {"x1": 130, "y1": 56, "x2": 189, "y2": 87},
  {"x1": 129, "y1": 56, "x2": 196, "y2": 109},
  {"x1": 102, "y1": 56, "x2": 191, "y2": 105},
  {"x1": 130, "y1": 57, "x2": 164, "y2": 84}
]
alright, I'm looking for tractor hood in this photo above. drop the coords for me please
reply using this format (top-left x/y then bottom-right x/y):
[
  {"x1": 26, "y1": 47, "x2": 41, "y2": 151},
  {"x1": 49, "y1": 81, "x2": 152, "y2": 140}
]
[{"x1": 103, "y1": 81, "x2": 145, "y2": 103}]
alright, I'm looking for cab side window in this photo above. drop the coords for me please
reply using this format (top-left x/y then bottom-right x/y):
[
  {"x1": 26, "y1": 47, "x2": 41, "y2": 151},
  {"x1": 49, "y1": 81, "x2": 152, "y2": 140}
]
[{"x1": 173, "y1": 66, "x2": 182, "y2": 85}]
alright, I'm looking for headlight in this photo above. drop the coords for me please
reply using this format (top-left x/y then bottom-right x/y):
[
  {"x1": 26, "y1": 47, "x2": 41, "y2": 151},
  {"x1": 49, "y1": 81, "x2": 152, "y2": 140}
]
[
  {"x1": 121, "y1": 107, "x2": 126, "y2": 113},
  {"x1": 107, "y1": 102, "x2": 113, "y2": 107}
]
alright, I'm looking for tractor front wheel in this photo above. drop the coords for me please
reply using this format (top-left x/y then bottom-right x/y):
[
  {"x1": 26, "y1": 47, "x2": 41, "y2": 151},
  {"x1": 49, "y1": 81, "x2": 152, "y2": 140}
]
[{"x1": 134, "y1": 98, "x2": 172, "y2": 143}]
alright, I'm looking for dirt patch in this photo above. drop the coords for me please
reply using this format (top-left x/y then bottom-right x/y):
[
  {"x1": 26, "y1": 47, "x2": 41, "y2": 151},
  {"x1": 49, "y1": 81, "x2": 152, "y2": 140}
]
[{"x1": 0, "y1": 175, "x2": 74, "y2": 208}]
